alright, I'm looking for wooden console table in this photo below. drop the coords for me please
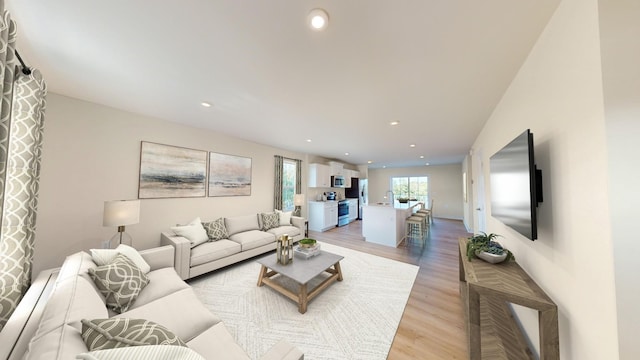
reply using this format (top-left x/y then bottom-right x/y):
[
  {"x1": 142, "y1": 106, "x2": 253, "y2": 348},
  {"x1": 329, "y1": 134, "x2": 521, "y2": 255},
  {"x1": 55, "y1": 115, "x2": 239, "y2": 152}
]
[{"x1": 458, "y1": 238, "x2": 559, "y2": 359}]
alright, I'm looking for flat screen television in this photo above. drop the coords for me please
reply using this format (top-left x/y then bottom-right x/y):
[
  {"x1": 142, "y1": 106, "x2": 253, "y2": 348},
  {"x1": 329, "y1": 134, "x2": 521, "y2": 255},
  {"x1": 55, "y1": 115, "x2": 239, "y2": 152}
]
[{"x1": 489, "y1": 129, "x2": 542, "y2": 240}]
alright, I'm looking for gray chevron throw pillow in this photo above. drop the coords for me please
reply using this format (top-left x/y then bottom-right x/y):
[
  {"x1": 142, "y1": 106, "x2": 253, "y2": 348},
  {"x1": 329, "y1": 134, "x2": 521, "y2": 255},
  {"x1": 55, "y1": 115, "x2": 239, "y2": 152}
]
[
  {"x1": 81, "y1": 318, "x2": 186, "y2": 351},
  {"x1": 88, "y1": 254, "x2": 150, "y2": 313},
  {"x1": 202, "y1": 217, "x2": 229, "y2": 241},
  {"x1": 261, "y1": 212, "x2": 280, "y2": 231}
]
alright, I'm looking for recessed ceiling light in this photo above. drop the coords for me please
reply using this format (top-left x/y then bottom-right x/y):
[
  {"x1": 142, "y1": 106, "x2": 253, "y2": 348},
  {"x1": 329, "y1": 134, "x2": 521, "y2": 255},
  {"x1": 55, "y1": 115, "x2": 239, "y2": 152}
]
[
  {"x1": 367, "y1": 160, "x2": 373, "y2": 164},
  {"x1": 383, "y1": 166, "x2": 387, "y2": 168},
  {"x1": 306, "y1": 139, "x2": 312, "y2": 142},
  {"x1": 410, "y1": 144, "x2": 416, "y2": 148},
  {"x1": 425, "y1": 163, "x2": 430, "y2": 166},
  {"x1": 419, "y1": 155, "x2": 424, "y2": 159},
  {"x1": 308, "y1": 9, "x2": 329, "y2": 31},
  {"x1": 390, "y1": 121, "x2": 400, "y2": 126},
  {"x1": 345, "y1": 152, "x2": 350, "y2": 156},
  {"x1": 201, "y1": 102, "x2": 212, "y2": 108}
]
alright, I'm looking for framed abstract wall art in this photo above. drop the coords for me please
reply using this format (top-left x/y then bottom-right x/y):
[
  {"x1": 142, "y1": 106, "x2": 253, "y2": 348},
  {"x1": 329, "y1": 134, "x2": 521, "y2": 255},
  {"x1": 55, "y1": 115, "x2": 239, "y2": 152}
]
[
  {"x1": 138, "y1": 142, "x2": 208, "y2": 199},
  {"x1": 208, "y1": 152, "x2": 252, "y2": 196}
]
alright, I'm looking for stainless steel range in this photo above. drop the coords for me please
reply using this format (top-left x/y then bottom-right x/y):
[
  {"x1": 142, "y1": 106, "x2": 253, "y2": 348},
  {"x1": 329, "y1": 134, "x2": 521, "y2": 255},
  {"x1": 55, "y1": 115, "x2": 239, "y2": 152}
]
[{"x1": 338, "y1": 200, "x2": 349, "y2": 227}]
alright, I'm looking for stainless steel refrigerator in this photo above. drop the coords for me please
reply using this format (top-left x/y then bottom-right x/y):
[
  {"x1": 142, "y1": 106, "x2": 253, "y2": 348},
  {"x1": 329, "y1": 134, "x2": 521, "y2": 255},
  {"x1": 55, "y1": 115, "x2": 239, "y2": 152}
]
[{"x1": 345, "y1": 178, "x2": 367, "y2": 220}]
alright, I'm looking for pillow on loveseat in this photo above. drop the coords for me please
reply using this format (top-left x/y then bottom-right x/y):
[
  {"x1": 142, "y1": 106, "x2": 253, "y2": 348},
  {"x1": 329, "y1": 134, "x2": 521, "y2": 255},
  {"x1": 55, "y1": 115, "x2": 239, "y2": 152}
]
[
  {"x1": 171, "y1": 217, "x2": 209, "y2": 248},
  {"x1": 261, "y1": 212, "x2": 280, "y2": 231},
  {"x1": 275, "y1": 209, "x2": 292, "y2": 226},
  {"x1": 81, "y1": 318, "x2": 186, "y2": 351},
  {"x1": 91, "y1": 244, "x2": 151, "y2": 274},
  {"x1": 88, "y1": 254, "x2": 150, "y2": 313},
  {"x1": 202, "y1": 217, "x2": 229, "y2": 241}
]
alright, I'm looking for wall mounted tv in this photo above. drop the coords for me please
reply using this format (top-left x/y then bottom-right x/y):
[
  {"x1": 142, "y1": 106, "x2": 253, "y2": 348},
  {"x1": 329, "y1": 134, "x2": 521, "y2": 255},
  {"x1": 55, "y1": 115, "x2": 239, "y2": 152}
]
[{"x1": 489, "y1": 129, "x2": 543, "y2": 240}]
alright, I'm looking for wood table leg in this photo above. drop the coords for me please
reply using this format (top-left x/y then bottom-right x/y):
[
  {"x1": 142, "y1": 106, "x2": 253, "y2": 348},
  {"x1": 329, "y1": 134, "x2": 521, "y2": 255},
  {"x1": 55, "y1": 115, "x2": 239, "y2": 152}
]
[
  {"x1": 334, "y1": 261, "x2": 343, "y2": 281},
  {"x1": 299, "y1": 283, "x2": 308, "y2": 314},
  {"x1": 257, "y1": 265, "x2": 267, "y2": 286},
  {"x1": 468, "y1": 284, "x2": 481, "y2": 360}
]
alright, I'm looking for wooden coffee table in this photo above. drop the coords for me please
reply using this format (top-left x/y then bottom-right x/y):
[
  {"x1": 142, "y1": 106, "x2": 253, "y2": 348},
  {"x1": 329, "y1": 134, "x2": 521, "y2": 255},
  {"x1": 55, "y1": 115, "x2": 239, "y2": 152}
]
[{"x1": 256, "y1": 251, "x2": 344, "y2": 314}]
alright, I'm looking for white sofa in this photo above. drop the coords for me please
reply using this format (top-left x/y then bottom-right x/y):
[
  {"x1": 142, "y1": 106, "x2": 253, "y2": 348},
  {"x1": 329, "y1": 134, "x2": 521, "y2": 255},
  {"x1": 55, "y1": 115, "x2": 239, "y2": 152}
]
[
  {"x1": 5, "y1": 245, "x2": 303, "y2": 360},
  {"x1": 161, "y1": 213, "x2": 306, "y2": 280}
]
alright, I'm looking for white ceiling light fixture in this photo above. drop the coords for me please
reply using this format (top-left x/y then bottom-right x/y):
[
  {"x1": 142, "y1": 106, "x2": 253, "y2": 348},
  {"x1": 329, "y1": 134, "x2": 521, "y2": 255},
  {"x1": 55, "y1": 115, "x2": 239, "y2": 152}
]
[
  {"x1": 390, "y1": 121, "x2": 400, "y2": 126},
  {"x1": 345, "y1": 152, "x2": 350, "y2": 156},
  {"x1": 308, "y1": 8, "x2": 329, "y2": 31},
  {"x1": 410, "y1": 144, "x2": 416, "y2": 148},
  {"x1": 306, "y1": 139, "x2": 312, "y2": 142},
  {"x1": 201, "y1": 102, "x2": 212, "y2": 108}
]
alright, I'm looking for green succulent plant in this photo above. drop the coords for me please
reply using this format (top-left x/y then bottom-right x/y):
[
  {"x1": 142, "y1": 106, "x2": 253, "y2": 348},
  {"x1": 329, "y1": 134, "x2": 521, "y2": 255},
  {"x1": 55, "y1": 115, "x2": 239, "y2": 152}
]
[{"x1": 466, "y1": 232, "x2": 514, "y2": 262}]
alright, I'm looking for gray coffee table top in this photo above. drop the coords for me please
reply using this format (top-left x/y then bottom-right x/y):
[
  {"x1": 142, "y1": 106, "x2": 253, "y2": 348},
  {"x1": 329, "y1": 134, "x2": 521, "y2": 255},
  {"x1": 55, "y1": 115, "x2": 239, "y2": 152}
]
[{"x1": 256, "y1": 250, "x2": 344, "y2": 285}]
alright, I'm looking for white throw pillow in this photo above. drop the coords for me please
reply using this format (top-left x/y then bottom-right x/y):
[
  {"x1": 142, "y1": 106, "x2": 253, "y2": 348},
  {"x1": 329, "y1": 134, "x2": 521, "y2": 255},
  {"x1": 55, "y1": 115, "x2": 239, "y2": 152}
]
[
  {"x1": 275, "y1": 210, "x2": 292, "y2": 226},
  {"x1": 171, "y1": 217, "x2": 209, "y2": 248},
  {"x1": 90, "y1": 244, "x2": 151, "y2": 274}
]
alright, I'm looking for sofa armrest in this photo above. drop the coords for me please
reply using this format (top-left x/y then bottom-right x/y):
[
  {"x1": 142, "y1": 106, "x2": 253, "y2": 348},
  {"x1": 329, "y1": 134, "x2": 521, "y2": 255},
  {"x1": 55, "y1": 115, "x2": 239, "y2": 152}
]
[
  {"x1": 259, "y1": 339, "x2": 304, "y2": 360},
  {"x1": 161, "y1": 232, "x2": 190, "y2": 280},
  {"x1": 291, "y1": 216, "x2": 306, "y2": 233},
  {"x1": 139, "y1": 245, "x2": 174, "y2": 271}
]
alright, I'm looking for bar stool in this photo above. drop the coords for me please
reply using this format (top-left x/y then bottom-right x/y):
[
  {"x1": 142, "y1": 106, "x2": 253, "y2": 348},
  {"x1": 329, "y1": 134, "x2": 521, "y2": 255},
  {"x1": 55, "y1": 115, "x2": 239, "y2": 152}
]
[
  {"x1": 412, "y1": 211, "x2": 429, "y2": 236},
  {"x1": 406, "y1": 215, "x2": 426, "y2": 242},
  {"x1": 417, "y1": 199, "x2": 433, "y2": 224}
]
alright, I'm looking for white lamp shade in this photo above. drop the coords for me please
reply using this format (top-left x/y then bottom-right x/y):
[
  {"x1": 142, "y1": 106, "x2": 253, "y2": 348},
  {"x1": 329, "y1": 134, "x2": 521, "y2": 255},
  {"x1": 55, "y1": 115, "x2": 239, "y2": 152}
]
[
  {"x1": 294, "y1": 194, "x2": 305, "y2": 206},
  {"x1": 103, "y1": 200, "x2": 140, "y2": 227}
]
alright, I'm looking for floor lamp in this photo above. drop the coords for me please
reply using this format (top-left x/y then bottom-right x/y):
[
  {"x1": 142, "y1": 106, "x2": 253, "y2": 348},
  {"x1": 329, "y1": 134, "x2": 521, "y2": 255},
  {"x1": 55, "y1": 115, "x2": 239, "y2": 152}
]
[{"x1": 103, "y1": 199, "x2": 140, "y2": 248}]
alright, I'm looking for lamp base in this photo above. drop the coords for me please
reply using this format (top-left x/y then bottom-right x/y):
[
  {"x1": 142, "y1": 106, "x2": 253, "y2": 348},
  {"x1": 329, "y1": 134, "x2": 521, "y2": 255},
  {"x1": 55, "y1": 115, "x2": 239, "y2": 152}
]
[{"x1": 108, "y1": 231, "x2": 133, "y2": 248}]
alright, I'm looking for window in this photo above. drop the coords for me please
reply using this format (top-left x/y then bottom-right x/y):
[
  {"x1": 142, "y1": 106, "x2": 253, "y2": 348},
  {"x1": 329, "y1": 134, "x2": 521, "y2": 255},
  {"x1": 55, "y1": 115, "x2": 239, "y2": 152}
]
[
  {"x1": 282, "y1": 159, "x2": 297, "y2": 211},
  {"x1": 391, "y1": 176, "x2": 429, "y2": 202}
]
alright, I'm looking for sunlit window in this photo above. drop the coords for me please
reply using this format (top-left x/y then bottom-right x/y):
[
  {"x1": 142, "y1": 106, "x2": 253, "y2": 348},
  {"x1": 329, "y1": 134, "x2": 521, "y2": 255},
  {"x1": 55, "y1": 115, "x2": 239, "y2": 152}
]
[
  {"x1": 391, "y1": 176, "x2": 429, "y2": 202},
  {"x1": 282, "y1": 159, "x2": 297, "y2": 211}
]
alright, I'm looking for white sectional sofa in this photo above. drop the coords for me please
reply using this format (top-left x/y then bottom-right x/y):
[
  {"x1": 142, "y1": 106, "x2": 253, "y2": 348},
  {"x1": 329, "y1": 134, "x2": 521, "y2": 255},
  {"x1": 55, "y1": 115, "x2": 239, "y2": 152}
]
[
  {"x1": 3, "y1": 245, "x2": 303, "y2": 360},
  {"x1": 161, "y1": 213, "x2": 305, "y2": 280}
]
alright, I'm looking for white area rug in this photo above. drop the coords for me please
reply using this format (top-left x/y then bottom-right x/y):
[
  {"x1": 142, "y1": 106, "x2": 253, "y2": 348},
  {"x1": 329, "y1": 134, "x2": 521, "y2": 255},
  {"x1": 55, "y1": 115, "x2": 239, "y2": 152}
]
[{"x1": 189, "y1": 242, "x2": 419, "y2": 360}]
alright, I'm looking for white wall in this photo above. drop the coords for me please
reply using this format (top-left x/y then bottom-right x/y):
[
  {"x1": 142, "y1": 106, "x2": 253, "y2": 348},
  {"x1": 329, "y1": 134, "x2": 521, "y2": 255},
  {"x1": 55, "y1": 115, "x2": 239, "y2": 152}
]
[
  {"x1": 471, "y1": 0, "x2": 618, "y2": 358},
  {"x1": 367, "y1": 164, "x2": 463, "y2": 220},
  {"x1": 34, "y1": 93, "x2": 305, "y2": 275},
  {"x1": 598, "y1": 0, "x2": 640, "y2": 358}
]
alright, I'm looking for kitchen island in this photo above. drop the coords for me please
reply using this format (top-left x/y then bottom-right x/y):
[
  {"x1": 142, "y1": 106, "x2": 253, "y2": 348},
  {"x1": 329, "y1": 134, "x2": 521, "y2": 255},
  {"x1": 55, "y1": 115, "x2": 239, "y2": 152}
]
[{"x1": 361, "y1": 201, "x2": 422, "y2": 247}]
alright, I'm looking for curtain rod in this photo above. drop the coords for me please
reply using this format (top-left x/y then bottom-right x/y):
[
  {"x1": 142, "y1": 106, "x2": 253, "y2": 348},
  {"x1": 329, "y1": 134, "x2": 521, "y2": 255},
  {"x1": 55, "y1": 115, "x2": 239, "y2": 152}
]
[{"x1": 14, "y1": 50, "x2": 31, "y2": 75}]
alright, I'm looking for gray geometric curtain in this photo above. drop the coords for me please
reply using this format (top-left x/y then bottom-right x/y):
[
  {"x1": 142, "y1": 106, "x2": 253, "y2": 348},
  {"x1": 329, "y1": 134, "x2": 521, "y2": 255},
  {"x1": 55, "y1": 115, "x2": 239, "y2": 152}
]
[
  {"x1": 274, "y1": 155, "x2": 283, "y2": 210},
  {"x1": 295, "y1": 159, "x2": 301, "y2": 195},
  {"x1": 0, "y1": 5, "x2": 48, "y2": 330}
]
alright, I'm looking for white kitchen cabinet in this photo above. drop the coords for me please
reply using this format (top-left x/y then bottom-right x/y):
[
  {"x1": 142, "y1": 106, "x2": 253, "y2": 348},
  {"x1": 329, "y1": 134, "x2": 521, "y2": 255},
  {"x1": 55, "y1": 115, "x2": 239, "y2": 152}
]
[
  {"x1": 328, "y1": 161, "x2": 344, "y2": 176},
  {"x1": 308, "y1": 163, "x2": 331, "y2": 187},
  {"x1": 347, "y1": 199, "x2": 358, "y2": 222},
  {"x1": 308, "y1": 201, "x2": 338, "y2": 232}
]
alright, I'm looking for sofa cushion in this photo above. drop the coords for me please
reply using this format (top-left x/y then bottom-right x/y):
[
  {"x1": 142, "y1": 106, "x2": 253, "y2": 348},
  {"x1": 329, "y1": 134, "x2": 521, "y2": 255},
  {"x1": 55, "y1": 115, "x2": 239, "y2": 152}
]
[
  {"x1": 25, "y1": 324, "x2": 89, "y2": 359},
  {"x1": 116, "y1": 288, "x2": 221, "y2": 343},
  {"x1": 81, "y1": 318, "x2": 187, "y2": 351},
  {"x1": 88, "y1": 254, "x2": 150, "y2": 313},
  {"x1": 128, "y1": 267, "x2": 190, "y2": 309},
  {"x1": 225, "y1": 214, "x2": 260, "y2": 236},
  {"x1": 190, "y1": 240, "x2": 242, "y2": 267},
  {"x1": 91, "y1": 244, "x2": 151, "y2": 274},
  {"x1": 76, "y1": 345, "x2": 206, "y2": 360},
  {"x1": 32, "y1": 276, "x2": 109, "y2": 340},
  {"x1": 171, "y1": 217, "x2": 210, "y2": 248},
  {"x1": 186, "y1": 322, "x2": 250, "y2": 360},
  {"x1": 229, "y1": 230, "x2": 275, "y2": 251},
  {"x1": 261, "y1": 212, "x2": 280, "y2": 231},
  {"x1": 275, "y1": 209, "x2": 293, "y2": 226},
  {"x1": 201, "y1": 217, "x2": 229, "y2": 241},
  {"x1": 267, "y1": 225, "x2": 301, "y2": 239}
]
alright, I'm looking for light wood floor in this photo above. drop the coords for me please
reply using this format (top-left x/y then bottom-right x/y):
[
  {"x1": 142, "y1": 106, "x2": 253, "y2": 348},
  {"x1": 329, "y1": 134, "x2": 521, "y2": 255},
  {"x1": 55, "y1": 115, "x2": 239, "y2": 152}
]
[{"x1": 309, "y1": 217, "x2": 471, "y2": 359}]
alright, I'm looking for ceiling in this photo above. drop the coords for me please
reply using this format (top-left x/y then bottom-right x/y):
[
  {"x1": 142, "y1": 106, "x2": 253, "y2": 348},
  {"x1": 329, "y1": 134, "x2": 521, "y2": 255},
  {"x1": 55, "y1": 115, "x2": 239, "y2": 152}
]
[{"x1": 6, "y1": 0, "x2": 559, "y2": 168}]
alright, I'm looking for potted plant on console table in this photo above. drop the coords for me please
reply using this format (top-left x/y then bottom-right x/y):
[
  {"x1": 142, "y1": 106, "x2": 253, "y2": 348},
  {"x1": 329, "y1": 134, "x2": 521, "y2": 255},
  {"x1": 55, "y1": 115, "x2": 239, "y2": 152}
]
[{"x1": 466, "y1": 232, "x2": 514, "y2": 264}]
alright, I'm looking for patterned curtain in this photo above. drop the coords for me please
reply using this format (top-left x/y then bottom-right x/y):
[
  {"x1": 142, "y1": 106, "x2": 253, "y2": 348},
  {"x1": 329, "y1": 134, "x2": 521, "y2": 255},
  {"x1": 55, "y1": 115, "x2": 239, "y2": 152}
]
[
  {"x1": 295, "y1": 159, "x2": 301, "y2": 194},
  {"x1": 0, "y1": 6, "x2": 48, "y2": 330},
  {"x1": 274, "y1": 155, "x2": 283, "y2": 210}
]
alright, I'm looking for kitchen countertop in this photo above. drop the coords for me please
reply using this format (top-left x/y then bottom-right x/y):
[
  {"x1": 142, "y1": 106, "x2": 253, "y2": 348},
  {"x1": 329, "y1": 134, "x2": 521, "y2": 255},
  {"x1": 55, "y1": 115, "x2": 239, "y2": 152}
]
[{"x1": 365, "y1": 201, "x2": 422, "y2": 210}]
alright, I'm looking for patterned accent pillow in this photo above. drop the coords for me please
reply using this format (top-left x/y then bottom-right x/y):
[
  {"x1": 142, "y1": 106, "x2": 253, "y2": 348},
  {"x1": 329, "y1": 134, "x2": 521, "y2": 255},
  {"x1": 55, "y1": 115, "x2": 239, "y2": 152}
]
[
  {"x1": 201, "y1": 217, "x2": 229, "y2": 241},
  {"x1": 81, "y1": 318, "x2": 186, "y2": 351},
  {"x1": 261, "y1": 212, "x2": 280, "y2": 231},
  {"x1": 88, "y1": 254, "x2": 150, "y2": 313}
]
